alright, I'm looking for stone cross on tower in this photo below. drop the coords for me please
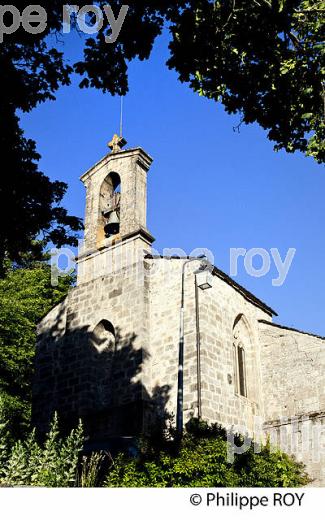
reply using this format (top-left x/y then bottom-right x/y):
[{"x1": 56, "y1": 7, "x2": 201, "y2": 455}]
[{"x1": 108, "y1": 134, "x2": 127, "y2": 154}]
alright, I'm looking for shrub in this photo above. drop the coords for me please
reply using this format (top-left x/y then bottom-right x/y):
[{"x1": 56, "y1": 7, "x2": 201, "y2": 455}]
[
  {"x1": 0, "y1": 416, "x2": 311, "y2": 488},
  {"x1": 105, "y1": 419, "x2": 311, "y2": 488},
  {"x1": 0, "y1": 263, "x2": 73, "y2": 440},
  {"x1": 0, "y1": 414, "x2": 83, "y2": 487}
]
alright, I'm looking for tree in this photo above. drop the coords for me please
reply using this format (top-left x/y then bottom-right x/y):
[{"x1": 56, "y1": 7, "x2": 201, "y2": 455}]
[
  {"x1": 0, "y1": 262, "x2": 73, "y2": 439},
  {"x1": 1, "y1": 1, "x2": 323, "y2": 270},
  {"x1": 75, "y1": 0, "x2": 324, "y2": 163},
  {"x1": 105, "y1": 419, "x2": 311, "y2": 487},
  {"x1": 0, "y1": 112, "x2": 82, "y2": 276},
  {"x1": 167, "y1": 0, "x2": 325, "y2": 163},
  {"x1": 0, "y1": 1, "x2": 81, "y2": 275}
]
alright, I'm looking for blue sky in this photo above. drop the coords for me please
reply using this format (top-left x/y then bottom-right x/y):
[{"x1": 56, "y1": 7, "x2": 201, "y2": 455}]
[{"x1": 20, "y1": 31, "x2": 325, "y2": 336}]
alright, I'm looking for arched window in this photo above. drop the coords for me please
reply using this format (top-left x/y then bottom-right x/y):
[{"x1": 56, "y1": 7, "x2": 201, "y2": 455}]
[
  {"x1": 233, "y1": 316, "x2": 248, "y2": 398},
  {"x1": 91, "y1": 320, "x2": 116, "y2": 353},
  {"x1": 234, "y1": 341, "x2": 247, "y2": 397}
]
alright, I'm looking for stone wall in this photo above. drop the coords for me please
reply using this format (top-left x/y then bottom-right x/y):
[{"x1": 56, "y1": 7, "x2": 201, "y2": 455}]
[
  {"x1": 33, "y1": 248, "x2": 152, "y2": 439},
  {"x1": 146, "y1": 257, "x2": 272, "y2": 435},
  {"x1": 34, "y1": 252, "x2": 273, "y2": 441},
  {"x1": 259, "y1": 321, "x2": 325, "y2": 485},
  {"x1": 197, "y1": 275, "x2": 269, "y2": 435}
]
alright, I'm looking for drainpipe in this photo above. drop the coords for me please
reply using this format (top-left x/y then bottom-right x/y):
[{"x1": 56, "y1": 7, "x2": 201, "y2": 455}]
[
  {"x1": 176, "y1": 256, "x2": 207, "y2": 440},
  {"x1": 195, "y1": 274, "x2": 202, "y2": 420}
]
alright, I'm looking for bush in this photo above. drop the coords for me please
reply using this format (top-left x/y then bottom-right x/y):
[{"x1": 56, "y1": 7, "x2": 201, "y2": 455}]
[
  {"x1": 0, "y1": 263, "x2": 73, "y2": 440},
  {"x1": 0, "y1": 414, "x2": 83, "y2": 487},
  {"x1": 0, "y1": 391, "x2": 31, "y2": 443},
  {"x1": 0, "y1": 416, "x2": 311, "y2": 488},
  {"x1": 105, "y1": 419, "x2": 311, "y2": 488}
]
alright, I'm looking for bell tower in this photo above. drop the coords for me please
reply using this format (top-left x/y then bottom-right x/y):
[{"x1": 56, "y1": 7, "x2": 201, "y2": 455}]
[{"x1": 77, "y1": 135, "x2": 154, "y2": 284}]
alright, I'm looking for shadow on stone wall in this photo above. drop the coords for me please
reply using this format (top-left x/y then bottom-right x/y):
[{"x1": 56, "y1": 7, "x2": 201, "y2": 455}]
[{"x1": 33, "y1": 306, "x2": 171, "y2": 445}]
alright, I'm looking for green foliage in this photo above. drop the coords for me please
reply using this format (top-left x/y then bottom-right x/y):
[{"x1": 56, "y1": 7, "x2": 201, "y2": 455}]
[
  {"x1": 167, "y1": 0, "x2": 325, "y2": 162},
  {"x1": 236, "y1": 442, "x2": 310, "y2": 487},
  {"x1": 78, "y1": 452, "x2": 107, "y2": 488},
  {"x1": 0, "y1": 391, "x2": 31, "y2": 442},
  {"x1": 0, "y1": 263, "x2": 73, "y2": 439},
  {"x1": 0, "y1": 414, "x2": 10, "y2": 475},
  {"x1": 107, "y1": 436, "x2": 237, "y2": 487},
  {"x1": 0, "y1": 3, "x2": 323, "y2": 271},
  {"x1": 0, "y1": 0, "x2": 82, "y2": 271},
  {"x1": 0, "y1": 108, "x2": 82, "y2": 274},
  {"x1": 0, "y1": 414, "x2": 84, "y2": 487},
  {"x1": 105, "y1": 419, "x2": 311, "y2": 488},
  {"x1": 73, "y1": 1, "x2": 325, "y2": 163},
  {"x1": 0, "y1": 415, "x2": 311, "y2": 488}
]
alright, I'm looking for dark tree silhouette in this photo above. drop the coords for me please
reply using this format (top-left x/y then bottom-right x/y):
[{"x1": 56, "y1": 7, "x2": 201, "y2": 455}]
[
  {"x1": 0, "y1": 110, "x2": 82, "y2": 276},
  {"x1": 1, "y1": 1, "x2": 323, "y2": 272}
]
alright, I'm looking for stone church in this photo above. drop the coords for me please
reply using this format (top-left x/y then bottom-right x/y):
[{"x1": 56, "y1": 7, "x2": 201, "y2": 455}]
[{"x1": 34, "y1": 136, "x2": 325, "y2": 485}]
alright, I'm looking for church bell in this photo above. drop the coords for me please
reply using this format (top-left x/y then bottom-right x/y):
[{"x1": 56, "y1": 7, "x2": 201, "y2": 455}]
[{"x1": 104, "y1": 210, "x2": 120, "y2": 237}]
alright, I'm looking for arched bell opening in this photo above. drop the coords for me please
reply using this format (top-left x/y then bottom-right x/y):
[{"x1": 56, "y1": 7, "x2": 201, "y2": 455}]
[{"x1": 98, "y1": 172, "x2": 121, "y2": 242}]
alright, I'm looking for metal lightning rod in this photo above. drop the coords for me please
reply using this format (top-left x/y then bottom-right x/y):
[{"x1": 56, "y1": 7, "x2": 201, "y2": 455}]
[{"x1": 120, "y1": 96, "x2": 124, "y2": 137}]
